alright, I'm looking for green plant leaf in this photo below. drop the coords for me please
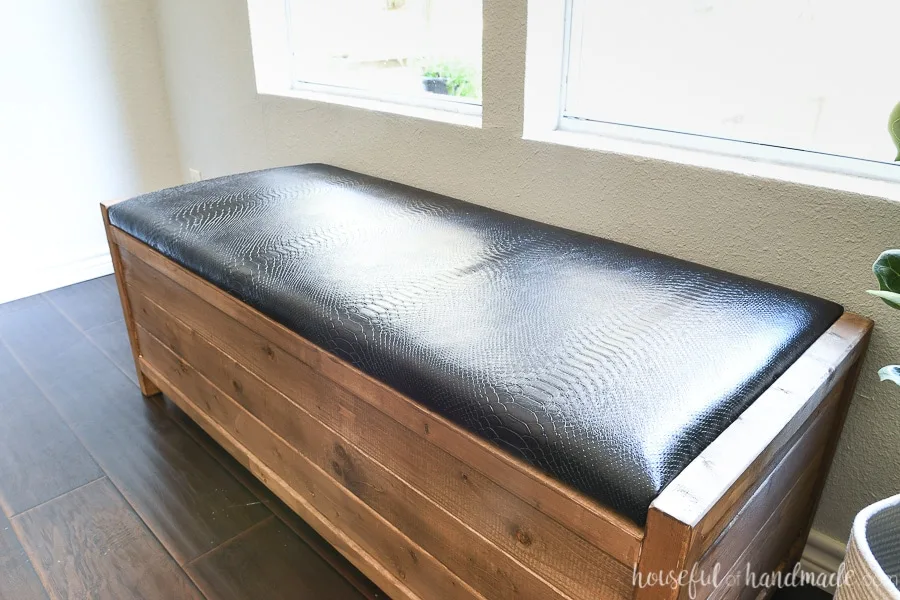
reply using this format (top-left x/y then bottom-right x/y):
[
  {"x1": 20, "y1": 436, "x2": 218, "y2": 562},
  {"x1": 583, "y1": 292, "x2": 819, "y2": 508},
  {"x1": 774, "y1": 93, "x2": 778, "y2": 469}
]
[
  {"x1": 866, "y1": 289, "x2": 900, "y2": 308},
  {"x1": 878, "y1": 365, "x2": 900, "y2": 386},
  {"x1": 890, "y1": 101, "x2": 900, "y2": 161},
  {"x1": 871, "y1": 249, "x2": 900, "y2": 308}
]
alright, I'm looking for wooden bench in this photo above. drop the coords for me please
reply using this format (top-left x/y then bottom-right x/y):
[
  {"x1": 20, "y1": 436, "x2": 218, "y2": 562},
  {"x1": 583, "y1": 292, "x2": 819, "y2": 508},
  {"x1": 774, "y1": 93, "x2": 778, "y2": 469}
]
[{"x1": 101, "y1": 166, "x2": 871, "y2": 600}]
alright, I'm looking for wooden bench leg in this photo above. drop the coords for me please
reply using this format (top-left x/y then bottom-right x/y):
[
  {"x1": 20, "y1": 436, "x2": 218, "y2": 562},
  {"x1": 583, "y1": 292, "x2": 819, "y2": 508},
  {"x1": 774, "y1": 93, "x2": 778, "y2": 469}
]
[{"x1": 101, "y1": 203, "x2": 160, "y2": 397}]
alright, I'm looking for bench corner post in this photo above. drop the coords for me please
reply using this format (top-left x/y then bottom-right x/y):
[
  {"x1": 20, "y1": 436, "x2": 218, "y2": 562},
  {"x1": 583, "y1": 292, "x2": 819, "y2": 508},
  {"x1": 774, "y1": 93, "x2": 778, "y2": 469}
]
[
  {"x1": 101, "y1": 202, "x2": 160, "y2": 397},
  {"x1": 633, "y1": 507, "x2": 694, "y2": 600}
]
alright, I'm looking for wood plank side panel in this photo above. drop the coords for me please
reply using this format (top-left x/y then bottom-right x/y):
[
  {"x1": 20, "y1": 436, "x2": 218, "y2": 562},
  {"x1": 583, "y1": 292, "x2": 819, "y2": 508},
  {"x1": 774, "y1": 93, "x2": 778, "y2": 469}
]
[
  {"x1": 687, "y1": 383, "x2": 844, "y2": 599},
  {"x1": 139, "y1": 351, "x2": 468, "y2": 600},
  {"x1": 136, "y1": 323, "x2": 581, "y2": 600},
  {"x1": 111, "y1": 227, "x2": 643, "y2": 564},
  {"x1": 124, "y1": 260, "x2": 634, "y2": 599},
  {"x1": 710, "y1": 452, "x2": 824, "y2": 600},
  {"x1": 786, "y1": 353, "x2": 869, "y2": 571},
  {"x1": 684, "y1": 376, "x2": 849, "y2": 570},
  {"x1": 709, "y1": 457, "x2": 827, "y2": 600}
]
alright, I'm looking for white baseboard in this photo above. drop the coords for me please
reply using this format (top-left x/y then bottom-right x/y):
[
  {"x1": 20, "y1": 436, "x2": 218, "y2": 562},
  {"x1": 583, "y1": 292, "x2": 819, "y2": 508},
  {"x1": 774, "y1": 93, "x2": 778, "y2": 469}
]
[
  {"x1": 0, "y1": 250, "x2": 114, "y2": 305},
  {"x1": 800, "y1": 529, "x2": 847, "y2": 593}
]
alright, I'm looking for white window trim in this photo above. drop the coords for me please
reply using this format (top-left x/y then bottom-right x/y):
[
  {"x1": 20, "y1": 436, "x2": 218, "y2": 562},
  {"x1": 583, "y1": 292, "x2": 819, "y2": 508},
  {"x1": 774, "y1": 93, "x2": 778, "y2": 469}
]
[
  {"x1": 523, "y1": 0, "x2": 900, "y2": 199},
  {"x1": 246, "y1": 0, "x2": 482, "y2": 127}
]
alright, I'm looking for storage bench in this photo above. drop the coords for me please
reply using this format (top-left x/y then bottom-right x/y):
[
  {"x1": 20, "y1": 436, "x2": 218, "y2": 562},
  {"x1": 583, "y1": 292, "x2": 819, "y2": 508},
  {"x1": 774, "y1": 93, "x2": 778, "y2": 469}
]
[{"x1": 102, "y1": 164, "x2": 872, "y2": 599}]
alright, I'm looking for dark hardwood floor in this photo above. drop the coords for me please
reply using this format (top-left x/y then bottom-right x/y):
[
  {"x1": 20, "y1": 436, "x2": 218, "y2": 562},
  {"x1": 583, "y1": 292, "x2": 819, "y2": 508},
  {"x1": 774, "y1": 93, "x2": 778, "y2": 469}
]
[
  {"x1": 0, "y1": 276, "x2": 382, "y2": 600},
  {"x1": 0, "y1": 276, "x2": 831, "y2": 599}
]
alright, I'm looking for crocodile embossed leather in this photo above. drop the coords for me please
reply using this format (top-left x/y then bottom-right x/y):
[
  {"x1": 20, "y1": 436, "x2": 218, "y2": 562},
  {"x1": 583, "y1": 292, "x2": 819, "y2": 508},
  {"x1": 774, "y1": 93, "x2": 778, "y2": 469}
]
[{"x1": 108, "y1": 164, "x2": 842, "y2": 524}]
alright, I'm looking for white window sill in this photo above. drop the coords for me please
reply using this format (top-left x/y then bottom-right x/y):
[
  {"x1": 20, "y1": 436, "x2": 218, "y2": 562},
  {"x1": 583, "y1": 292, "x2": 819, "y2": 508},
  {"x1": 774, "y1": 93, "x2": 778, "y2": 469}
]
[
  {"x1": 260, "y1": 86, "x2": 482, "y2": 129},
  {"x1": 525, "y1": 126, "x2": 900, "y2": 203}
]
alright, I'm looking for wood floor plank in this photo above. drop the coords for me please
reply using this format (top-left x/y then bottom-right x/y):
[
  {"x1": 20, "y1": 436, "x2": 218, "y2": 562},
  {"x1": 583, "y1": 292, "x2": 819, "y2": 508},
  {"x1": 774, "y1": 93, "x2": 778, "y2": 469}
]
[
  {"x1": 187, "y1": 516, "x2": 368, "y2": 600},
  {"x1": 0, "y1": 511, "x2": 48, "y2": 600},
  {"x1": 83, "y1": 319, "x2": 140, "y2": 385},
  {"x1": 0, "y1": 341, "x2": 103, "y2": 516},
  {"x1": 0, "y1": 298, "x2": 272, "y2": 564},
  {"x1": 100, "y1": 273, "x2": 119, "y2": 292},
  {"x1": 0, "y1": 296, "x2": 85, "y2": 372},
  {"x1": 159, "y1": 396, "x2": 387, "y2": 599},
  {"x1": 42, "y1": 275, "x2": 123, "y2": 332},
  {"x1": 11, "y1": 478, "x2": 202, "y2": 600}
]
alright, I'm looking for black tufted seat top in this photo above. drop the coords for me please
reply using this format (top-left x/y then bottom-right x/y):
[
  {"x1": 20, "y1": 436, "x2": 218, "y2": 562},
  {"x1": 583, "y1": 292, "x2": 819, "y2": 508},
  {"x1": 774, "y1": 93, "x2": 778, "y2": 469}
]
[{"x1": 108, "y1": 164, "x2": 842, "y2": 524}]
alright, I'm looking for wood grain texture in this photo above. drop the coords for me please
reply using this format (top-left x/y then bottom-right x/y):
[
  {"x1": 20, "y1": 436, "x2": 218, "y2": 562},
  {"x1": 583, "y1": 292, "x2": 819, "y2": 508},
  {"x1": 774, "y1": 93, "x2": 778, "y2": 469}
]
[
  {"x1": 788, "y1": 354, "x2": 869, "y2": 571},
  {"x1": 707, "y1": 459, "x2": 823, "y2": 600},
  {"x1": 83, "y1": 318, "x2": 140, "y2": 385},
  {"x1": 137, "y1": 317, "x2": 624, "y2": 600},
  {"x1": 633, "y1": 509, "x2": 693, "y2": 600},
  {"x1": 127, "y1": 260, "x2": 634, "y2": 600},
  {"x1": 101, "y1": 203, "x2": 159, "y2": 396},
  {"x1": 0, "y1": 296, "x2": 272, "y2": 565},
  {"x1": 689, "y1": 385, "x2": 844, "y2": 599},
  {"x1": 0, "y1": 341, "x2": 103, "y2": 516},
  {"x1": 187, "y1": 516, "x2": 368, "y2": 600},
  {"x1": 158, "y1": 396, "x2": 388, "y2": 600},
  {"x1": 140, "y1": 330, "x2": 487, "y2": 600},
  {"x1": 11, "y1": 478, "x2": 202, "y2": 600},
  {"x1": 141, "y1": 358, "x2": 451, "y2": 600},
  {"x1": 0, "y1": 511, "x2": 48, "y2": 600},
  {"x1": 114, "y1": 228, "x2": 643, "y2": 564}
]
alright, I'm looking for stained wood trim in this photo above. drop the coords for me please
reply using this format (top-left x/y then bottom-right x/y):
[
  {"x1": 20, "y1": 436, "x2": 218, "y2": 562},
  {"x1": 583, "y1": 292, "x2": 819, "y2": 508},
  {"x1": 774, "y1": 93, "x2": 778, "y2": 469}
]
[
  {"x1": 788, "y1": 353, "x2": 869, "y2": 570},
  {"x1": 140, "y1": 329, "x2": 491, "y2": 600},
  {"x1": 137, "y1": 321, "x2": 577, "y2": 600},
  {"x1": 632, "y1": 509, "x2": 693, "y2": 600},
  {"x1": 109, "y1": 225, "x2": 643, "y2": 563},
  {"x1": 689, "y1": 384, "x2": 844, "y2": 599},
  {"x1": 126, "y1": 275, "x2": 632, "y2": 599},
  {"x1": 99, "y1": 205, "x2": 159, "y2": 397},
  {"x1": 654, "y1": 313, "x2": 870, "y2": 532},
  {"x1": 141, "y1": 360, "x2": 444, "y2": 600}
]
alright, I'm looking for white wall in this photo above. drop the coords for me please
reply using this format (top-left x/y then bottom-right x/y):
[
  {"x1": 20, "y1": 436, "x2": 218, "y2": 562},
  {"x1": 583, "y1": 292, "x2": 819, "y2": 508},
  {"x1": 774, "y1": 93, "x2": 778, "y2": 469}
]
[
  {"x1": 0, "y1": 0, "x2": 182, "y2": 303},
  {"x1": 152, "y1": 0, "x2": 900, "y2": 541}
]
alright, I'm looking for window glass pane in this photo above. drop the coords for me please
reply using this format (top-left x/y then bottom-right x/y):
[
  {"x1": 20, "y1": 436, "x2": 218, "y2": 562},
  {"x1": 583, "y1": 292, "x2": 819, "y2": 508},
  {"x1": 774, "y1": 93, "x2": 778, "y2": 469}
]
[
  {"x1": 288, "y1": 0, "x2": 482, "y2": 104},
  {"x1": 565, "y1": 0, "x2": 900, "y2": 163}
]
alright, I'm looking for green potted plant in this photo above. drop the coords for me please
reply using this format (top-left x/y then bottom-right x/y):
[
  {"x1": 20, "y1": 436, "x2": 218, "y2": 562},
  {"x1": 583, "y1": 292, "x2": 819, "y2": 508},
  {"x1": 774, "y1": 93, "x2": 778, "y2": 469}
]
[
  {"x1": 421, "y1": 66, "x2": 450, "y2": 95},
  {"x1": 868, "y1": 250, "x2": 900, "y2": 385},
  {"x1": 890, "y1": 101, "x2": 900, "y2": 161},
  {"x1": 420, "y1": 60, "x2": 478, "y2": 98},
  {"x1": 864, "y1": 104, "x2": 900, "y2": 384}
]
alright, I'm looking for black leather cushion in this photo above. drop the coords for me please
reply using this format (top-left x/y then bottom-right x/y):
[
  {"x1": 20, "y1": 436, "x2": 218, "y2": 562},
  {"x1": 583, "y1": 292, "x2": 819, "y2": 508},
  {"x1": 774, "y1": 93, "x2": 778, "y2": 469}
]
[{"x1": 108, "y1": 164, "x2": 842, "y2": 524}]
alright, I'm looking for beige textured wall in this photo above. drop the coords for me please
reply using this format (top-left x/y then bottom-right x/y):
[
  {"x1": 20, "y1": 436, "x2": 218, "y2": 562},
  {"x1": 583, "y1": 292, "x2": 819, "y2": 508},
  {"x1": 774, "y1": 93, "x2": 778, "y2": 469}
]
[{"x1": 152, "y1": 0, "x2": 900, "y2": 540}]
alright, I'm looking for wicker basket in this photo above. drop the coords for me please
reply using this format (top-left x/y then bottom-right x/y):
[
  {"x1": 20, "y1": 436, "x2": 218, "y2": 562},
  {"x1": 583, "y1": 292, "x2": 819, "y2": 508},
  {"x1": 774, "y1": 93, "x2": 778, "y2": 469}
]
[{"x1": 835, "y1": 494, "x2": 900, "y2": 600}]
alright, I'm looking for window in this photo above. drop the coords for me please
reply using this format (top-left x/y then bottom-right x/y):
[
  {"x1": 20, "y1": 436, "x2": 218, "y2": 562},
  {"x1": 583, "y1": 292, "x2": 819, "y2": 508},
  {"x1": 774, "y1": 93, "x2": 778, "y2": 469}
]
[
  {"x1": 556, "y1": 0, "x2": 900, "y2": 178},
  {"x1": 286, "y1": 0, "x2": 482, "y2": 114}
]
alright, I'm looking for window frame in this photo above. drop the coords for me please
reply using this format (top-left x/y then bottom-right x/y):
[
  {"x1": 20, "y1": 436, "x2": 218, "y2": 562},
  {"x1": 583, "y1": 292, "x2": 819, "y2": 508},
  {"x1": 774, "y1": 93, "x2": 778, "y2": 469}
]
[
  {"x1": 245, "y1": 0, "x2": 482, "y2": 125},
  {"x1": 524, "y1": 0, "x2": 900, "y2": 185}
]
